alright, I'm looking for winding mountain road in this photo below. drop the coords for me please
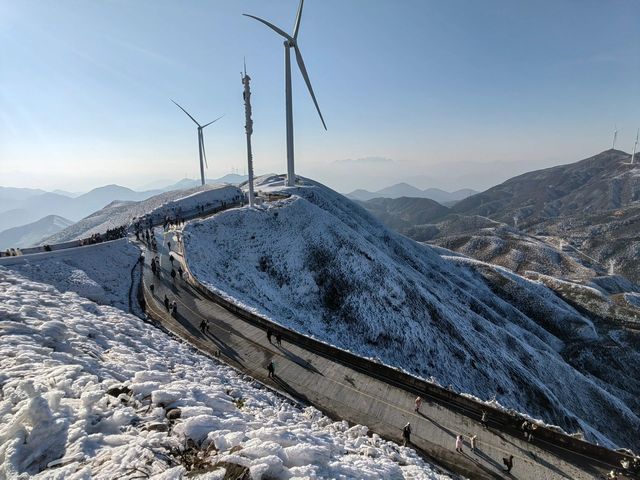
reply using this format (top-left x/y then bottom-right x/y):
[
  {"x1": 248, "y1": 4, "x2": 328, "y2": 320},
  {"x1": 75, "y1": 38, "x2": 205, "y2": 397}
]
[{"x1": 139, "y1": 226, "x2": 631, "y2": 480}]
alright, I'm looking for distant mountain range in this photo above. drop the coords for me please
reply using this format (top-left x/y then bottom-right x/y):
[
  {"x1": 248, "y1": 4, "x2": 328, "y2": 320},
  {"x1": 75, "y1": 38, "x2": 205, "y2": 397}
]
[
  {"x1": 0, "y1": 185, "x2": 157, "y2": 233},
  {"x1": 347, "y1": 183, "x2": 477, "y2": 204},
  {"x1": 0, "y1": 215, "x2": 74, "y2": 250},
  {"x1": 0, "y1": 174, "x2": 249, "y2": 239},
  {"x1": 139, "y1": 174, "x2": 248, "y2": 191},
  {"x1": 358, "y1": 149, "x2": 640, "y2": 285}
]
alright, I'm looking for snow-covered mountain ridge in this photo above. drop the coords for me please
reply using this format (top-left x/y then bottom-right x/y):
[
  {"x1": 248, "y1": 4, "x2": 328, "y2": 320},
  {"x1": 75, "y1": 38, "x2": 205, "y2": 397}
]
[
  {"x1": 184, "y1": 175, "x2": 640, "y2": 451},
  {"x1": 46, "y1": 184, "x2": 241, "y2": 244}
]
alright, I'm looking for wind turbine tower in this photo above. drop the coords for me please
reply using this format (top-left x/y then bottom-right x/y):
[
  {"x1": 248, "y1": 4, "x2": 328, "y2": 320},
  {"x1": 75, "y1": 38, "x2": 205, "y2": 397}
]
[
  {"x1": 631, "y1": 128, "x2": 639, "y2": 165},
  {"x1": 612, "y1": 125, "x2": 619, "y2": 150},
  {"x1": 172, "y1": 100, "x2": 223, "y2": 186},
  {"x1": 244, "y1": 0, "x2": 327, "y2": 187},
  {"x1": 242, "y1": 60, "x2": 256, "y2": 207}
]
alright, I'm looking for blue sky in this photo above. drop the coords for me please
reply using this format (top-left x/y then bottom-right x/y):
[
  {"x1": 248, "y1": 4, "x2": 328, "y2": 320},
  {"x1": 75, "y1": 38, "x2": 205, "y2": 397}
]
[{"x1": 1, "y1": 0, "x2": 638, "y2": 192}]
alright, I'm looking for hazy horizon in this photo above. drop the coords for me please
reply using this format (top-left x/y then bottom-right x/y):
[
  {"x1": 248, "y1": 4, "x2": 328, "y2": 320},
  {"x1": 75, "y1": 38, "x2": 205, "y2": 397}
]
[{"x1": 2, "y1": 1, "x2": 639, "y2": 193}]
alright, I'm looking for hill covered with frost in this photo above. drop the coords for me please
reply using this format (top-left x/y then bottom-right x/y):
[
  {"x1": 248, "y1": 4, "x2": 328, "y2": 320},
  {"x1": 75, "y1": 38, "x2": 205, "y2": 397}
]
[
  {"x1": 184, "y1": 175, "x2": 640, "y2": 451},
  {"x1": 0, "y1": 269, "x2": 448, "y2": 479},
  {"x1": 45, "y1": 184, "x2": 241, "y2": 244},
  {"x1": 0, "y1": 215, "x2": 74, "y2": 250}
]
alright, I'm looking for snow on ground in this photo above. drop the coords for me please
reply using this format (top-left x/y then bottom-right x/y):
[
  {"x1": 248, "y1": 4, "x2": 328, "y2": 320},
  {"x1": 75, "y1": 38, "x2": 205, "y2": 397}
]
[
  {"x1": 45, "y1": 185, "x2": 242, "y2": 244},
  {"x1": 431, "y1": 228, "x2": 599, "y2": 281},
  {"x1": 6, "y1": 238, "x2": 140, "y2": 311},
  {"x1": 184, "y1": 175, "x2": 640, "y2": 450},
  {"x1": 0, "y1": 269, "x2": 449, "y2": 480}
]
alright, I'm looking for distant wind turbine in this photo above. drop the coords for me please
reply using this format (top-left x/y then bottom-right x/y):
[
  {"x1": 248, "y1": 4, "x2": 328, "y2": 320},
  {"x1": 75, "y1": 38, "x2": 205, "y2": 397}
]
[
  {"x1": 244, "y1": 0, "x2": 327, "y2": 187},
  {"x1": 171, "y1": 100, "x2": 223, "y2": 186},
  {"x1": 612, "y1": 125, "x2": 619, "y2": 150},
  {"x1": 631, "y1": 128, "x2": 639, "y2": 165}
]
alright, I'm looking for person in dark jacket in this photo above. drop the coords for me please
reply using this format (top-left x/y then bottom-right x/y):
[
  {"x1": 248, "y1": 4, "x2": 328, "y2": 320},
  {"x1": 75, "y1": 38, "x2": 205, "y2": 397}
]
[
  {"x1": 402, "y1": 423, "x2": 412, "y2": 446},
  {"x1": 503, "y1": 455, "x2": 513, "y2": 473},
  {"x1": 267, "y1": 360, "x2": 275, "y2": 378},
  {"x1": 164, "y1": 295, "x2": 169, "y2": 311}
]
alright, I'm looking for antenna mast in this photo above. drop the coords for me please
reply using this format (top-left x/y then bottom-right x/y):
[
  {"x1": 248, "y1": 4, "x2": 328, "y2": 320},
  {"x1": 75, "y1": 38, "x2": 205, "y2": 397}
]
[{"x1": 242, "y1": 60, "x2": 255, "y2": 207}]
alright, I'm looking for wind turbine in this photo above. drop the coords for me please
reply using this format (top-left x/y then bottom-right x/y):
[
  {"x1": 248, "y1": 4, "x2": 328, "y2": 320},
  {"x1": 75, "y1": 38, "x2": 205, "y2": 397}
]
[
  {"x1": 612, "y1": 125, "x2": 619, "y2": 150},
  {"x1": 244, "y1": 0, "x2": 327, "y2": 187},
  {"x1": 631, "y1": 128, "x2": 639, "y2": 165},
  {"x1": 171, "y1": 100, "x2": 223, "y2": 186}
]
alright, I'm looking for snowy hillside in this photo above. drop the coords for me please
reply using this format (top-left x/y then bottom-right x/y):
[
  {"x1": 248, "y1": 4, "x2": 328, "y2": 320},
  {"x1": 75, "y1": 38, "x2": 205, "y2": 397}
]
[
  {"x1": 46, "y1": 184, "x2": 241, "y2": 244},
  {"x1": 431, "y1": 226, "x2": 600, "y2": 281},
  {"x1": 184, "y1": 175, "x2": 640, "y2": 450},
  {"x1": 0, "y1": 269, "x2": 448, "y2": 479},
  {"x1": 8, "y1": 238, "x2": 140, "y2": 311},
  {"x1": 0, "y1": 215, "x2": 74, "y2": 250}
]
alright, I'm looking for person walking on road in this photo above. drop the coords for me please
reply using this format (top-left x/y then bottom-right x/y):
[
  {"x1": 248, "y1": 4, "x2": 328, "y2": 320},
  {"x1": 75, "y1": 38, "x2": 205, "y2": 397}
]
[
  {"x1": 402, "y1": 423, "x2": 412, "y2": 447},
  {"x1": 276, "y1": 333, "x2": 282, "y2": 346},
  {"x1": 503, "y1": 455, "x2": 513, "y2": 473},
  {"x1": 199, "y1": 319, "x2": 207, "y2": 333},
  {"x1": 169, "y1": 254, "x2": 174, "y2": 265},
  {"x1": 167, "y1": 241, "x2": 171, "y2": 251},
  {"x1": 455, "y1": 435, "x2": 464, "y2": 453},
  {"x1": 414, "y1": 396, "x2": 423, "y2": 413},
  {"x1": 267, "y1": 329, "x2": 273, "y2": 344},
  {"x1": 171, "y1": 268, "x2": 176, "y2": 282},
  {"x1": 469, "y1": 434, "x2": 477, "y2": 453},
  {"x1": 267, "y1": 360, "x2": 275, "y2": 378},
  {"x1": 164, "y1": 294, "x2": 169, "y2": 311},
  {"x1": 149, "y1": 284, "x2": 155, "y2": 295},
  {"x1": 481, "y1": 410, "x2": 488, "y2": 430}
]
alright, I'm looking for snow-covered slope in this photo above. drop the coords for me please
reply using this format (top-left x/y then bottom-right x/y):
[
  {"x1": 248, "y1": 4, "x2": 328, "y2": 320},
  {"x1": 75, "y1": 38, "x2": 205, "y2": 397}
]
[
  {"x1": 0, "y1": 269, "x2": 448, "y2": 479},
  {"x1": 7, "y1": 238, "x2": 140, "y2": 311},
  {"x1": 46, "y1": 185, "x2": 242, "y2": 244},
  {"x1": 184, "y1": 175, "x2": 640, "y2": 450}
]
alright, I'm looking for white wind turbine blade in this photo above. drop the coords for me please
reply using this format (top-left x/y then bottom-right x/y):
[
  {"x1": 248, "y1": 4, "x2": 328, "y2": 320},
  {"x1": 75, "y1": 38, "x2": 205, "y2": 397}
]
[
  {"x1": 201, "y1": 115, "x2": 224, "y2": 129},
  {"x1": 292, "y1": 0, "x2": 304, "y2": 40},
  {"x1": 243, "y1": 14, "x2": 293, "y2": 41},
  {"x1": 171, "y1": 99, "x2": 201, "y2": 127},
  {"x1": 293, "y1": 46, "x2": 327, "y2": 130}
]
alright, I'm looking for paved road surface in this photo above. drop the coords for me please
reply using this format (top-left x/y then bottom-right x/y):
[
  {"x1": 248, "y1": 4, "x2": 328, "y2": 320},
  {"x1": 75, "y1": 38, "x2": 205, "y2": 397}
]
[{"x1": 140, "y1": 229, "x2": 623, "y2": 480}]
